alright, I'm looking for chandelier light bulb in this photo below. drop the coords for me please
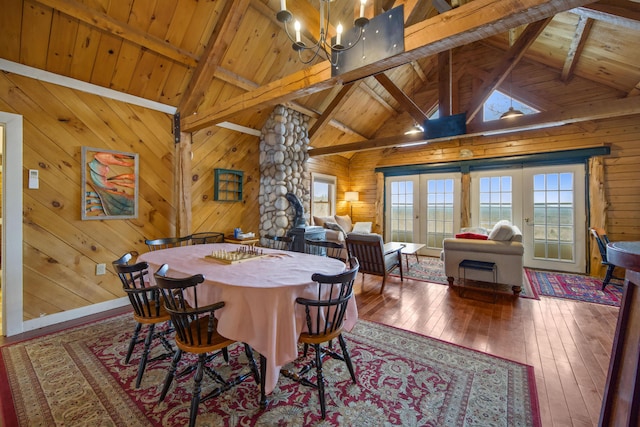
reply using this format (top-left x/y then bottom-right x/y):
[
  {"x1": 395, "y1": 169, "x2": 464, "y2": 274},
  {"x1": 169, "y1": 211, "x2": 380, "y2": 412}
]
[
  {"x1": 277, "y1": 0, "x2": 369, "y2": 65},
  {"x1": 294, "y1": 20, "x2": 301, "y2": 43}
]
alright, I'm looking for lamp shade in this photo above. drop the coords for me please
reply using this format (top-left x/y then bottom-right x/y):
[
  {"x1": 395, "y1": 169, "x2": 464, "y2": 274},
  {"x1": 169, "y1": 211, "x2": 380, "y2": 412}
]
[{"x1": 344, "y1": 191, "x2": 359, "y2": 202}]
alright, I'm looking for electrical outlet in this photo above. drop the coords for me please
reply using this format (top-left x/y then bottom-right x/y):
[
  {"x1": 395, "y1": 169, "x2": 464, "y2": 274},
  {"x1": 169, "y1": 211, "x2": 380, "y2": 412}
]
[{"x1": 96, "y1": 263, "x2": 106, "y2": 275}]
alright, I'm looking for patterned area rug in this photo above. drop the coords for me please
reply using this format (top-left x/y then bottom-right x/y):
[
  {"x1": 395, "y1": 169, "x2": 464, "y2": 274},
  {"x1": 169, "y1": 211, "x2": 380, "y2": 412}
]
[
  {"x1": 391, "y1": 256, "x2": 539, "y2": 299},
  {"x1": 525, "y1": 268, "x2": 624, "y2": 307},
  {"x1": 0, "y1": 314, "x2": 540, "y2": 426}
]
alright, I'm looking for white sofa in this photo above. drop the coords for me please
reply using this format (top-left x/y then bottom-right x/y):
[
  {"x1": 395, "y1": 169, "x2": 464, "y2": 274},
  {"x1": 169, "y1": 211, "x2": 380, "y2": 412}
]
[
  {"x1": 311, "y1": 214, "x2": 372, "y2": 245},
  {"x1": 440, "y1": 221, "x2": 524, "y2": 295}
]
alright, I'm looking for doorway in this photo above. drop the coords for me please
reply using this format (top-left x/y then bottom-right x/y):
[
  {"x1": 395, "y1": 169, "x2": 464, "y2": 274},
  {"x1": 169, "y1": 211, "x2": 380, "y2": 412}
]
[
  {"x1": 1, "y1": 112, "x2": 24, "y2": 337},
  {"x1": 385, "y1": 172, "x2": 462, "y2": 257},
  {"x1": 385, "y1": 163, "x2": 587, "y2": 273},
  {"x1": 470, "y1": 164, "x2": 586, "y2": 273}
]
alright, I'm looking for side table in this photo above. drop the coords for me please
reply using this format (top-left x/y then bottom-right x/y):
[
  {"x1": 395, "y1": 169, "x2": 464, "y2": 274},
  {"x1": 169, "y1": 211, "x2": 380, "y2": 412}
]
[{"x1": 225, "y1": 236, "x2": 259, "y2": 246}]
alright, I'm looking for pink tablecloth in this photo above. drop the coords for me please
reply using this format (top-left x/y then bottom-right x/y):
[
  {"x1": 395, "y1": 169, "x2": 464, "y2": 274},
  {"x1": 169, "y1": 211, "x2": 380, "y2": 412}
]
[{"x1": 138, "y1": 243, "x2": 356, "y2": 394}]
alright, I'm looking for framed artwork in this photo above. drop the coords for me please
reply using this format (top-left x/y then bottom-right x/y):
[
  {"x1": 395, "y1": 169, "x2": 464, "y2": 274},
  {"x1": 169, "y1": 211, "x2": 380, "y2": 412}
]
[{"x1": 82, "y1": 147, "x2": 139, "y2": 220}]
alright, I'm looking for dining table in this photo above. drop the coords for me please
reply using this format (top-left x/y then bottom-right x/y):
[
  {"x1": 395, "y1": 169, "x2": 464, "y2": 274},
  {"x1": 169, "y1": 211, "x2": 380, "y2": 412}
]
[{"x1": 137, "y1": 243, "x2": 356, "y2": 405}]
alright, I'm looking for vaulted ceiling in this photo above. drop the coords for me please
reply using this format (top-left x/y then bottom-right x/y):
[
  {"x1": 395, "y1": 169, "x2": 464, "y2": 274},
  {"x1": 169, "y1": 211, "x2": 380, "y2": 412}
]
[{"x1": 1, "y1": 0, "x2": 639, "y2": 157}]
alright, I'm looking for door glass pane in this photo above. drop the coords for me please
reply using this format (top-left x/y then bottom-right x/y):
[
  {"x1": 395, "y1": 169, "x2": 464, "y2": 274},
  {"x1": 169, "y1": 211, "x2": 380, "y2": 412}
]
[
  {"x1": 390, "y1": 180, "x2": 414, "y2": 242},
  {"x1": 532, "y1": 173, "x2": 575, "y2": 262},
  {"x1": 425, "y1": 178, "x2": 455, "y2": 249},
  {"x1": 478, "y1": 176, "x2": 512, "y2": 229}
]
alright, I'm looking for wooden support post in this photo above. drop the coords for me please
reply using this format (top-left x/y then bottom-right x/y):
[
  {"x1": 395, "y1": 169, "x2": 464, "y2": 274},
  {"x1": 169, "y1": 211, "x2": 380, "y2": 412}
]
[
  {"x1": 375, "y1": 172, "x2": 384, "y2": 235},
  {"x1": 461, "y1": 172, "x2": 471, "y2": 228},
  {"x1": 175, "y1": 131, "x2": 192, "y2": 237},
  {"x1": 588, "y1": 156, "x2": 607, "y2": 277}
]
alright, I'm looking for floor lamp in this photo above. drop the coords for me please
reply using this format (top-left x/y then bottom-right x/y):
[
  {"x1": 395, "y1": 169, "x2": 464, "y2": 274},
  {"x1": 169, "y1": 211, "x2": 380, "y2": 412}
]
[{"x1": 345, "y1": 191, "x2": 359, "y2": 218}]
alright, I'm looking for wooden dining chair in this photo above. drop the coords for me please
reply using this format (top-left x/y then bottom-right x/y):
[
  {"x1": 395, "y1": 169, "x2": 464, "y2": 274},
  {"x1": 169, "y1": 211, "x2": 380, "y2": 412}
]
[
  {"x1": 190, "y1": 231, "x2": 224, "y2": 245},
  {"x1": 144, "y1": 235, "x2": 192, "y2": 251},
  {"x1": 153, "y1": 264, "x2": 260, "y2": 427},
  {"x1": 589, "y1": 227, "x2": 622, "y2": 290},
  {"x1": 112, "y1": 252, "x2": 174, "y2": 388},
  {"x1": 304, "y1": 238, "x2": 346, "y2": 261},
  {"x1": 282, "y1": 257, "x2": 360, "y2": 419},
  {"x1": 263, "y1": 234, "x2": 294, "y2": 251}
]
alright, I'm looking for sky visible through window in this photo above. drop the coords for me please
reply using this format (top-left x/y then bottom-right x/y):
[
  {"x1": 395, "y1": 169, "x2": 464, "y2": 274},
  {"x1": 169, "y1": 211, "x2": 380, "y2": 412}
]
[{"x1": 483, "y1": 90, "x2": 538, "y2": 121}]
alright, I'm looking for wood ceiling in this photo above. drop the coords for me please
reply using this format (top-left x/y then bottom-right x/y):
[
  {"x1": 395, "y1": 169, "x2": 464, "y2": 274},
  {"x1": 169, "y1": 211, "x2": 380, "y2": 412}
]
[{"x1": 1, "y1": 0, "x2": 639, "y2": 156}]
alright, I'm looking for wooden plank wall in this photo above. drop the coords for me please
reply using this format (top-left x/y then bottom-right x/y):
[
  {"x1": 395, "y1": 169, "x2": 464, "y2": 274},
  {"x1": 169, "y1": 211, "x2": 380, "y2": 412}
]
[
  {"x1": 308, "y1": 155, "x2": 351, "y2": 218},
  {"x1": 348, "y1": 114, "x2": 640, "y2": 277},
  {"x1": 189, "y1": 127, "x2": 261, "y2": 237},
  {"x1": 0, "y1": 72, "x2": 176, "y2": 321}
]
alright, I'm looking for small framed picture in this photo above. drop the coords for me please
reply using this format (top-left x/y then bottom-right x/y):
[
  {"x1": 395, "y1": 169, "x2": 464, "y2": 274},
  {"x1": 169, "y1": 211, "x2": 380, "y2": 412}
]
[{"x1": 81, "y1": 147, "x2": 139, "y2": 220}]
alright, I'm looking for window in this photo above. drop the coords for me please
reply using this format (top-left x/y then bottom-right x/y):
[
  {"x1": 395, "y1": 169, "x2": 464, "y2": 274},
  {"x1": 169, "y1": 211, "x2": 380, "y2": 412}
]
[
  {"x1": 478, "y1": 175, "x2": 513, "y2": 229},
  {"x1": 482, "y1": 90, "x2": 538, "y2": 121},
  {"x1": 311, "y1": 173, "x2": 336, "y2": 217}
]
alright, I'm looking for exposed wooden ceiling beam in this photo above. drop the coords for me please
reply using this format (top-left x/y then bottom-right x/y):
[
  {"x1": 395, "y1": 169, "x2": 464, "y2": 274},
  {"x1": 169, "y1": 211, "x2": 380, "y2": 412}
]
[
  {"x1": 432, "y1": 0, "x2": 454, "y2": 13},
  {"x1": 561, "y1": 15, "x2": 594, "y2": 82},
  {"x1": 179, "y1": 0, "x2": 250, "y2": 115},
  {"x1": 573, "y1": 2, "x2": 640, "y2": 30},
  {"x1": 182, "y1": 0, "x2": 595, "y2": 133},
  {"x1": 34, "y1": 0, "x2": 198, "y2": 67},
  {"x1": 375, "y1": 73, "x2": 428, "y2": 123},
  {"x1": 465, "y1": 18, "x2": 552, "y2": 123},
  {"x1": 308, "y1": 95, "x2": 640, "y2": 156},
  {"x1": 629, "y1": 81, "x2": 640, "y2": 97},
  {"x1": 309, "y1": 83, "x2": 358, "y2": 137},
  {"x1": 438, "y1": 50, "x2": 453, "y2": 116},
  {"x1": 359, "y1": 81, "x2": 398, "y2": 113},
  {"x1": 283, "y1": 102, "x2": 366, "y2": 138}
]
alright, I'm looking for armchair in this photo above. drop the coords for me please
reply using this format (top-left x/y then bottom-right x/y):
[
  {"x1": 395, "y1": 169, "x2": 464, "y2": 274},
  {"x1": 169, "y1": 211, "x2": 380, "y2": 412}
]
[{"x1": 345, "y1": 233, "x2": 403, "y2": 294}]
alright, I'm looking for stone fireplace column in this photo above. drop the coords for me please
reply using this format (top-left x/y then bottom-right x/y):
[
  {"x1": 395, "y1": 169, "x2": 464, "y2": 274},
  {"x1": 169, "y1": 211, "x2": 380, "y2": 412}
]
[{"x1": 259, "y1": 105, "x2": 311, "y2": 243}]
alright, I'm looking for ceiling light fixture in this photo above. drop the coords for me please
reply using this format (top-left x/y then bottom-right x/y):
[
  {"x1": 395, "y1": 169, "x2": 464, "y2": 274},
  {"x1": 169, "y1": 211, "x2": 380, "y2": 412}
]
[
  {"x1": 500, "y1": 69, "x2": 524, "y2": 119},
  {"x1": 277, "y1": 0, "x2": 369, "y2": 66},
  {"x1": 404, "y1": 123, "x2": 424, "y2": 135}
]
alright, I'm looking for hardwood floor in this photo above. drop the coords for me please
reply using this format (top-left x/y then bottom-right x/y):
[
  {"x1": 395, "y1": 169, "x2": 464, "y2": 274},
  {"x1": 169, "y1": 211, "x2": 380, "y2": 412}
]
[
  {"x1": 354, "y1": 275, "x2": 617, "y2": 427},
  {"x1": 0, "y1": 275, "x2": 618, "y2": 426}
]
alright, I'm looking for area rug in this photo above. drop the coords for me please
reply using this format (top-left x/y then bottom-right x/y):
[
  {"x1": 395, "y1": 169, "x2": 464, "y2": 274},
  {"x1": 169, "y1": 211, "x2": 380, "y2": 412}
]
[
  {"x1": 391, "y1": 256, "x2": 539, "y2": 299},
  {"x1": 0, "y1": 314, "x2": 541, "y2": 426},
  {"x1": 525, "y1": 268, "x2": 624, "y2": 307}
]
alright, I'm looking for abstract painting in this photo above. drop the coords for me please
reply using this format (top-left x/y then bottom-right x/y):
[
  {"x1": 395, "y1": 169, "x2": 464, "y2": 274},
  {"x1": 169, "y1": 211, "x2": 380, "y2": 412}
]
[{"x1": 81, "y1": 147, "x2": 138, "y2": 220}]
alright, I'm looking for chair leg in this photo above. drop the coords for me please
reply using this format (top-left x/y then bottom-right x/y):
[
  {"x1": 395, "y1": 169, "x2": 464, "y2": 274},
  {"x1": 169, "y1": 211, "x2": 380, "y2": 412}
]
[
  {"x1": 159, "y1": 349, "x2": 183, "y2": 402},
  {"x1": 338, "y1": 334, "x2": 356, "y2": 384},
  {"x1": 243, "y1": 344, "x2": 261, "y2": 386},
  {"x1": 602, "y1": 265, "x2": 615, "y2": 290},
  {"x1": 135, "y1": 323, "x2": 156, "y2": 388},
  {"x1": 379, "y1": 274, "x2": 387, "y2": 294},
  {"x1": 313, "y1": 343, "x2": 327, "y2": 419},
  {"x1": 259, "y1": 354, "x2": 267, "y2": 409},
  {"x1": 188, "y1": 354, "x2": 206, "y2": 427},
  {"x1": 125, "y1": 322, "x2": 142, "y2": 364}
]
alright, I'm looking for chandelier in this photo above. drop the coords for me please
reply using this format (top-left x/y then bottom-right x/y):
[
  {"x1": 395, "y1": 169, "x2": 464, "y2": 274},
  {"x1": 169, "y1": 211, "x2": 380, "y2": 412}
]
[{"x1": 277, "y1": 0, "x2": 370, "y2": 66}]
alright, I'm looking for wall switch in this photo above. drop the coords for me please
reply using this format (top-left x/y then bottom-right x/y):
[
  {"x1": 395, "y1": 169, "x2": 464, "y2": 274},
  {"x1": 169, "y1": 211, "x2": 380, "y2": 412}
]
[
  {"x1": 96, "y1": 263, "x2": 106, "y2": 275},
  {"x1": 28, "y1": 169, "x2": 39, "y2": 189}
]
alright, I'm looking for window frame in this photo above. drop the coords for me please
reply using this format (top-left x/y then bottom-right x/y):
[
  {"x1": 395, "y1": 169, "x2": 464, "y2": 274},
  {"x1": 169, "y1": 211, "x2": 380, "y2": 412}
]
[{"x1": 311, "y1": 173, "x2": 337, "y2": 218}]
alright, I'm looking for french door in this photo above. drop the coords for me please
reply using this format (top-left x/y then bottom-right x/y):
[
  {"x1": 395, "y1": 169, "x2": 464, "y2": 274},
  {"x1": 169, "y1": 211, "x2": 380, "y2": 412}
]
[
  {"x1": 522, "y1": 164, "x2": 586, "y2": 273},
  {"x1": 471, "y1": 164, "x2": 586, "y2": 273},
  {"x1": 385, "y1": 173, "x2": 461, "y2": 257}
]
